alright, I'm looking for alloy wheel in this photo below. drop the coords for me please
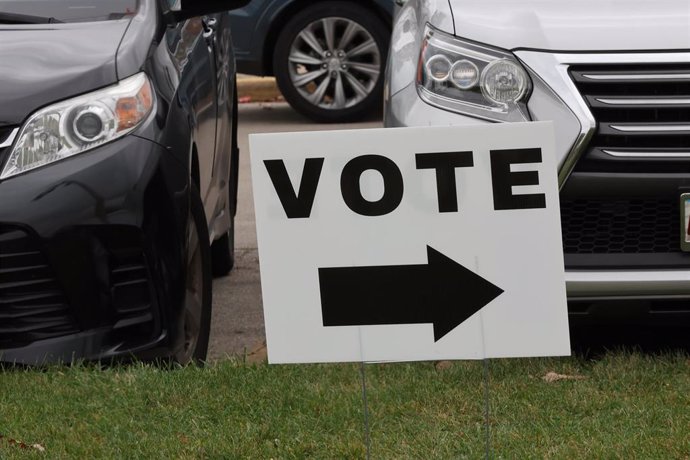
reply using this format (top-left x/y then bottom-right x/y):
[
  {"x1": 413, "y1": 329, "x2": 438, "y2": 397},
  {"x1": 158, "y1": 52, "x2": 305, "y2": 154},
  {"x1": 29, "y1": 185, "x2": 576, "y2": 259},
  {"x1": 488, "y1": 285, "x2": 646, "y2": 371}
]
[{"x1": 287, "y1": 17, "x2": 381, "y2": 110}]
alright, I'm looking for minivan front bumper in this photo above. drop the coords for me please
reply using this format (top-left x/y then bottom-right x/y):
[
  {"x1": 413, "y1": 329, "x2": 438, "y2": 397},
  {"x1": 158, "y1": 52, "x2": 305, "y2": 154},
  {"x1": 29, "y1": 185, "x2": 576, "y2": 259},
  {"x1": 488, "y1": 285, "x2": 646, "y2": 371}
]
[{"x1": 0, "y1": 133, "x2": 190, "y2": 364}]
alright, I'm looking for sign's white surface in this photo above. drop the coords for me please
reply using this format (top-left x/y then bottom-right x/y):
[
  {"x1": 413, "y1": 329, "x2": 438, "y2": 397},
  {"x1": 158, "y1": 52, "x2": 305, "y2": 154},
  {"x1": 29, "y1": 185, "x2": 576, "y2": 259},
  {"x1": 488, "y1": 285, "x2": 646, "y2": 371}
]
[{"x1": 250, "y1": 123, "x2": 569, "y2": 364}]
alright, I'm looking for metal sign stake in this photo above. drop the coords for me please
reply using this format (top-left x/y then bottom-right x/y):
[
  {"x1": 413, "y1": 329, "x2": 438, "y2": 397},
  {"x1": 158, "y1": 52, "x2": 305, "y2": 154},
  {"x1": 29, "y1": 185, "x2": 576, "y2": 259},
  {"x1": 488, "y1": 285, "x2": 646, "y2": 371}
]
[
  {"x1": 483, "y1": 358, "x2": 491, "y2": 459},
  {"x1": 360, "y1": 361, "x2": 372, "y2": 460}
]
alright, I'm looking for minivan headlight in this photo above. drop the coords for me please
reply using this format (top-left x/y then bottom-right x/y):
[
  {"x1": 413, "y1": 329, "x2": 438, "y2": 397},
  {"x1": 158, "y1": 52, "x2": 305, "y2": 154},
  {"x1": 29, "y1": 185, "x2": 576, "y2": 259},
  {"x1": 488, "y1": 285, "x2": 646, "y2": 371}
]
[
  {"x1": 1, "y1": 72, "x2": 154, "y2": 180},
  {"x1": 416, "y1": 24, "x2": 531, "y2": 122}
]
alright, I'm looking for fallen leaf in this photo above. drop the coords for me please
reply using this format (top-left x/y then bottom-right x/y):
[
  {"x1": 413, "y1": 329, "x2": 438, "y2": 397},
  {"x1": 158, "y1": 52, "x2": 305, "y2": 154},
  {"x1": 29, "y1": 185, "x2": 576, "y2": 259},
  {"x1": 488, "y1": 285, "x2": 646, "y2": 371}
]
[
  {"x1": 435, "y1": 360, "x2": 453, "y2": 371},
  {"x1": 542, "y1": 371, "x2": 586, "y2": 383},
  {"x1": 0, "y1": 434, "x2": 45, "y2": 452},
  {"x1": 246, "y1": 340, "x2": 267, "y2": 364}
]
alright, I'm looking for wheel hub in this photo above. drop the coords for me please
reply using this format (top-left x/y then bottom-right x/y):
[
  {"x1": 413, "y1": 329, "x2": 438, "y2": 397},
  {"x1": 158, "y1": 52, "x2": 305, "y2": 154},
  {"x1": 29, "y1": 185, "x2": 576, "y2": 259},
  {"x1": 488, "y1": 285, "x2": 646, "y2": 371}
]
[{"x1": 326, "y1": 55, "x2": 342, "y2": 72}]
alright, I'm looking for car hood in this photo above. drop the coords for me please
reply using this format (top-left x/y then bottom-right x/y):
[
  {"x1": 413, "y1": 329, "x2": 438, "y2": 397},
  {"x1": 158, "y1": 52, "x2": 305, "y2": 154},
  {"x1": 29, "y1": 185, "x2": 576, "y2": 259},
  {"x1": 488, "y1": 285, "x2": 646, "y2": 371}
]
[
  {"x1": 0, "y1": 20, "x2": 130, "y2": 126},
  {"x1": 447, "y1": 0, "x2": 690, "y2": 51}
]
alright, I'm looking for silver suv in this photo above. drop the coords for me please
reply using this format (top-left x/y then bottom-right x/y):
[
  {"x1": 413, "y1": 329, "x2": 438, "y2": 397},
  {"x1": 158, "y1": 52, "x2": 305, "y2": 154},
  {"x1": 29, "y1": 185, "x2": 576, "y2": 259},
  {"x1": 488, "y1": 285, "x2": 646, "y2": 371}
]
[{"x1": 385, "y1": 0, "x2": 690, "y2": 324}]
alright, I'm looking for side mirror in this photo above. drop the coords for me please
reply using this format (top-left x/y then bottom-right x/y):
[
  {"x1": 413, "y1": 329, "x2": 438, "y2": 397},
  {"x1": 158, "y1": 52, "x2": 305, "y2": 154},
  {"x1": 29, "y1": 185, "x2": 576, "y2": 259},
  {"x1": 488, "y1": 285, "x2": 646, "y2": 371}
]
[{"x1": 165, "y1": 0, "x2": 251, "y2": 22}]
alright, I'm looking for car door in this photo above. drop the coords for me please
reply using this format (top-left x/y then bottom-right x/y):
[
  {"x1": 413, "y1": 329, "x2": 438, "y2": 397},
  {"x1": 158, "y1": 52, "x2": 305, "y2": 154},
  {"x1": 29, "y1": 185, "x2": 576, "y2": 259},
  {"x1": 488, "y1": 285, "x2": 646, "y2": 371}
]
[
  {"x1": 209, "y1": 12, "x2": 237, "y2": 227},
  {"x1": 166, "y1": 15, "x2": 219, "y2": 216}
]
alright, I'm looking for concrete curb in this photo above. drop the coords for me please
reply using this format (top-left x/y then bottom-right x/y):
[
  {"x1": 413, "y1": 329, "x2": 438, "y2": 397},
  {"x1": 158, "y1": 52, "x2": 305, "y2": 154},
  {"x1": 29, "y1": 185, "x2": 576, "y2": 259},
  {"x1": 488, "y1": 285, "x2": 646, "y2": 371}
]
[{"x1": 237, "y1": 74, "x2": 283, "y2": 103}]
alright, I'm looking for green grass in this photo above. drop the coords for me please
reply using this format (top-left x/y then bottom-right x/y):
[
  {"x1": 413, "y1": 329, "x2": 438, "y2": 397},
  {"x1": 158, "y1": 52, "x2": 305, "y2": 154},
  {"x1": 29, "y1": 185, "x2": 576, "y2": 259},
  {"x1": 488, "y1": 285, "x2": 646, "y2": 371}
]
[{"x1": 1, "y1": 352, "x2": 689, "y2": 459}]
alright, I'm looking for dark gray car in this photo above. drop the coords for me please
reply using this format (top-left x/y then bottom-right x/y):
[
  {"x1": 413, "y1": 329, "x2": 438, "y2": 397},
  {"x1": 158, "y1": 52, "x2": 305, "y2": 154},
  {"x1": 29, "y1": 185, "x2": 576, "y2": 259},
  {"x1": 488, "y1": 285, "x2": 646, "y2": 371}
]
[
  {"x1": 0, "y1": 0, "x2": 247, "y2": 365},
  {"x1": 229, "y1": 0, "x2": 395, "y2": 122}
]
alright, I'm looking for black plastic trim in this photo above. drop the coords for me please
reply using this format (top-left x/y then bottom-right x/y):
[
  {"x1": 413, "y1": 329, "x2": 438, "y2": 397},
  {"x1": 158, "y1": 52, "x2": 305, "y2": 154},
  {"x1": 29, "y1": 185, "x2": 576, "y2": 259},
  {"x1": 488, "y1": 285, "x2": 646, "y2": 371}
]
[
  {"x1": 565, "y1": 253, "x2": 690, "y2": 269},
  {"x1": 561, "y1": 171, "x2": 690, "y2": 198}
]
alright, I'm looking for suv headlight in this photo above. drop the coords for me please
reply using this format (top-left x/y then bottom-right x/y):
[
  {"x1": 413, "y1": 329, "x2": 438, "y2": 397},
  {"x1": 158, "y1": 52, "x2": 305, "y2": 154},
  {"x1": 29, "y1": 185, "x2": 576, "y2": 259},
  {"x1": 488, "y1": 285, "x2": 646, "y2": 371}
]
[
  {"x1": 417, "y1": 24, "x2": 531, "y2": 122},
  {"x1": 1, "y1": 72, "x2": 154, "y2": 180}
]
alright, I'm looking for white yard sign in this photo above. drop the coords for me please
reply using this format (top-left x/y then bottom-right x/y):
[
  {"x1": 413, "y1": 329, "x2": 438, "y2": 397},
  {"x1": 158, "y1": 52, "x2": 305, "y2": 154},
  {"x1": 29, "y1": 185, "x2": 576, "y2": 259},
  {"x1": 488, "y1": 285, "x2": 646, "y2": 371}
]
[{"x1": 250, "y1": 123, "x2": 569, "y2": 364}]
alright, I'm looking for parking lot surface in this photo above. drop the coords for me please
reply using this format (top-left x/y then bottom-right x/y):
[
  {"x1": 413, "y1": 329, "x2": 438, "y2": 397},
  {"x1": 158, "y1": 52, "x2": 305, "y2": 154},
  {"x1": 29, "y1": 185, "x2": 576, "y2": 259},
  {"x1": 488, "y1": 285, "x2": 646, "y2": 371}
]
[{"x1": 208, "y1": 103, "x2": 381, "y2": 360}]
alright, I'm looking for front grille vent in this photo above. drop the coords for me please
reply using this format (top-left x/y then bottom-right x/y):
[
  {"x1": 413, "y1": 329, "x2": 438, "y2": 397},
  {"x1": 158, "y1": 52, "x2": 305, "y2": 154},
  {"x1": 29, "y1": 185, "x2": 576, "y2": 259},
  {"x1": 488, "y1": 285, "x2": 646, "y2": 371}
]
[
  {"x1": 0, "y1": 226, "x2": 79, "y2": 349},
  {"x1": 570, "y1": 65, "x2": 690, "y2": 172},
  {"x1": 560, "y1": 198, "x2": 680, "y2": 254},
  {"x1": 110, "y1": 249, "x2": 155, "y2": 331}
]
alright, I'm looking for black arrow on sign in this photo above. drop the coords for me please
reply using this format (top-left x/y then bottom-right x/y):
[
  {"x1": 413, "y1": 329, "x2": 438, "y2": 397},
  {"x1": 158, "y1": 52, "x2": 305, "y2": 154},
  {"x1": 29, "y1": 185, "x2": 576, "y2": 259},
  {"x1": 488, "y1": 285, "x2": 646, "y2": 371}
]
[{"x1": 319, "y1": 246, "x2": 504, "y2": 342}]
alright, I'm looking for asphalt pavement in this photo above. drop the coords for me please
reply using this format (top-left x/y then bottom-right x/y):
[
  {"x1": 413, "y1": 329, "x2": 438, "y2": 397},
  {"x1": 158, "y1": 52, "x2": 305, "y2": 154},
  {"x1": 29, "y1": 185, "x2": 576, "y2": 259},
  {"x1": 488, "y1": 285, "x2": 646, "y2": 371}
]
[{"x1": 207, "y1": 102, "x2": 381, "y2": 360}]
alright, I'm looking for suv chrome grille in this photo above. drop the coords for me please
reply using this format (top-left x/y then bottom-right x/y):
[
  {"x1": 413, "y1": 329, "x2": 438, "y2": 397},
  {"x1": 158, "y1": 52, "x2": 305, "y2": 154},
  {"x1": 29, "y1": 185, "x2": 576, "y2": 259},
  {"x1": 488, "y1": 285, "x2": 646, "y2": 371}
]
[
  {"x1": 570, "y1": 65, "x2": 690, "y2": 172},
  {"x1": 562, "y1": 64, "x2": 690, "y2": 261}
]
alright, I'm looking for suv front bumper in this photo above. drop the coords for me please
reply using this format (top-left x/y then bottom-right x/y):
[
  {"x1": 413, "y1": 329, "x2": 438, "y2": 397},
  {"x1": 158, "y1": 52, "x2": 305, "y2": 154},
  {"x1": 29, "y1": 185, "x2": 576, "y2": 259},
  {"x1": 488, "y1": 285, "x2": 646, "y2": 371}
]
[{"x1": 385, "y1": 65, "x2": 690, "y2": 320}]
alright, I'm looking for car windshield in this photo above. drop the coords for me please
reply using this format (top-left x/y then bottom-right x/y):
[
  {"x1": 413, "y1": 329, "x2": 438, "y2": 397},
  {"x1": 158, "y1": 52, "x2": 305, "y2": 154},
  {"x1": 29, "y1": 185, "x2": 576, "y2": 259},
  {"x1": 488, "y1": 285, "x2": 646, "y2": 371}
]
[{"x1": 0, "y1": 0, "x2": 138, "y2": 23}]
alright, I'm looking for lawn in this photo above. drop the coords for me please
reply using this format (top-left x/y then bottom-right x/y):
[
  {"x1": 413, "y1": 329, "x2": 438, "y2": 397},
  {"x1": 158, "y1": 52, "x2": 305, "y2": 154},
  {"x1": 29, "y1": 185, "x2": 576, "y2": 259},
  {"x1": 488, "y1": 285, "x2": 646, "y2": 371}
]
[{"x1": 1, "y1": 352, "x2": 689, "y2": 458}]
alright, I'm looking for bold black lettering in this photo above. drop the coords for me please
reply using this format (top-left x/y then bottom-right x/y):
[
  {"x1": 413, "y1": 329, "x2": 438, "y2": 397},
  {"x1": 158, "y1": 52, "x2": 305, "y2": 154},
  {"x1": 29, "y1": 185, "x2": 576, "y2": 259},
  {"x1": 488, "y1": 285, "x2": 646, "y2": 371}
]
[
  {"x1": 341, "y1": 155, "x2": 404, "y2": 216},
  {"x1": 415, "y1": 151, "x2": 474, "y2": 212},
  {"x1": 490, "y1": 148, "x2": 546, "y2": 210},
  {"x1": 264, "y1": 158, "x2": 324, "y2": 218}
]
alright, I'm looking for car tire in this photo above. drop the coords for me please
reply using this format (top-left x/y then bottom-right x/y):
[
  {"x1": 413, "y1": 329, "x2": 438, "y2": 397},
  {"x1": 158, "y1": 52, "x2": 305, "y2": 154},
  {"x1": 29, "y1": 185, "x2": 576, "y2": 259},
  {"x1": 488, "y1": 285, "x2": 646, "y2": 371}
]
[
  {"x1": 174, "y1": 183, "x2": 213, "y2": 366},
  {"x1": 211, "y1": 80, "x2": 239, "y2": 277},
  {"x1": 272, "y1": 1, "x2": 389, "y2": 123},
  {"x1": 211, "y1": 221, "x2": 234, "y2": 277}
]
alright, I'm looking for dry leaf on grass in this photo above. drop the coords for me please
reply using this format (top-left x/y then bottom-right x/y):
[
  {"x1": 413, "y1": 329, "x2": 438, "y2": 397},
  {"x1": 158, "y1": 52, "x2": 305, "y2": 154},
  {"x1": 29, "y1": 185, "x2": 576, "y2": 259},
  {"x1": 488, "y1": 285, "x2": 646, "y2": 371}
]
[
  {"x1": 246, "y1": 340, "x2": 268, "y2": 364},
  {"x1": 0, "y1": 434, "x2": 46, "y2": 452},
  {"x1": 542, "y1": 371, "x2": 586, "y2": 383},
  {"x1": 435, "y1": 360, "x2": 453, "y2": 371}
]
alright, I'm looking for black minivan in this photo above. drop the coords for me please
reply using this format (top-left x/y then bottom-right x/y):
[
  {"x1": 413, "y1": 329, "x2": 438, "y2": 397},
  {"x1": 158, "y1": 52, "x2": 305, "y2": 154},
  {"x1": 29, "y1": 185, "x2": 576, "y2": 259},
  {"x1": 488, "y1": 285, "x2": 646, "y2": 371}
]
[{"x1": 0, "y1": 0, "x2": 247, "y2": 365}]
